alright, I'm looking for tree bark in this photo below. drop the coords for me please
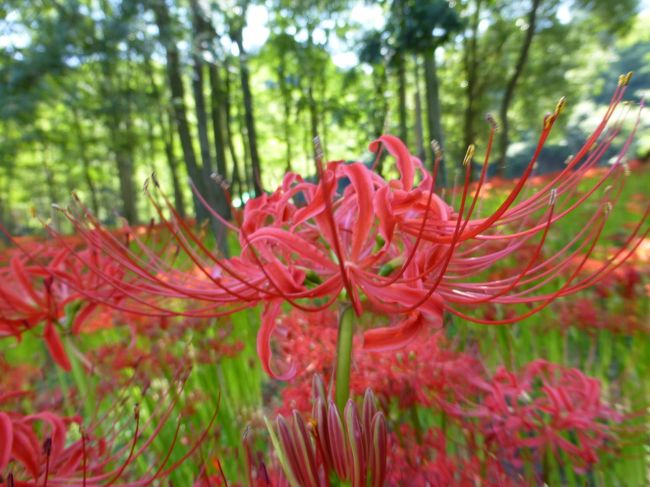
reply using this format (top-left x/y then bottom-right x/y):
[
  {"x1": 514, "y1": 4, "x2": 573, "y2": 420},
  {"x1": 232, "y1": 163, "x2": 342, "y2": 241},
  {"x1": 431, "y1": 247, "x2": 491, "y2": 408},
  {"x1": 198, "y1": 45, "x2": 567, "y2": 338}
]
[
  {"x1": 231, "y1": 18, "x2": 263, "y2": 197},
  {"x1": 396, "y1": 53, "x2": 408, "y2": 144},
  {"x1": 71, "y1": 105, "x2": 100, "y2": 215},
  {"x1": 143, "y1": 52, "x2": 186, "y2": 218},
  {"x1": 424, "y1": 51, "x2": 446, "y2": 187},
  {"x1": 463, "y1": 0, "x2": 482, "y2": 158},
  {"x1": 413, "y1": 56, "x2": 425, "y2": 163},
  {"x1": 277, "y1": 53, "x2": 293, "y2": 172},
  {"x1": 496, "y1": 0, "x2": 542, "y2": 177},
  {"x1": 151, "y1": 0, "x2": 210, "y2": 224},
  {"x1": 223, "y1": 56, "x2": 244, "y2": 200}
]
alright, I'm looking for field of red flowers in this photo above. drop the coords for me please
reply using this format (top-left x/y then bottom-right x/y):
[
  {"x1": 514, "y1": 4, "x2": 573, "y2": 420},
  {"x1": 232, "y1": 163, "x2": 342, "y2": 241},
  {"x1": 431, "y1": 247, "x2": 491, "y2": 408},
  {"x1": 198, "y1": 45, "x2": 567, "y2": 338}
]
[{"x1": 1, "y1": 84, "x2": 648, "y2": 486}]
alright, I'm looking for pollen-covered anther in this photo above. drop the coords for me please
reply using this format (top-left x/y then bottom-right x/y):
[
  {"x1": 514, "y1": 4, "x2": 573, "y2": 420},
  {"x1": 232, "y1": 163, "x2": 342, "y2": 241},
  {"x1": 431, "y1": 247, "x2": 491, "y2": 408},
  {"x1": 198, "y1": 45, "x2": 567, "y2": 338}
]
[
  {"x1": 485, "y1": 113, "x2": 499, "y2": 131},
  {"x1": 463, "y1": 144, "x2": 475, "y2": 166},
  {"x1": 313, "y1": 135, "x2": 324, "y2": 161},
  {"x1": 618, "y1": 71, "x2": 633, "y2": 86},
  {"x1": 430, "y1": 139, "x2": 443, "y2": 159},
  {"x1": 604, "y1": 201, "x2": 613, "y2": 215},
  {"x1": 549, "y1": 188, "x2": 558, "y2": 206},
  {"x1": 554, "y1": 96, "x2": 568, "y2": 117}
]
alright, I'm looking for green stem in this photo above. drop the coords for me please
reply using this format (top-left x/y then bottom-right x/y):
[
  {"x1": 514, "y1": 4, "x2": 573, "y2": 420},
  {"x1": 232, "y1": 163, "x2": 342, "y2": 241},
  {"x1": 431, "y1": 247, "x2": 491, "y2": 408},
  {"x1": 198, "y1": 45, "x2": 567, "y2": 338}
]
[{"x1": 335, "y1": 306, "x2": 355, "y2": 412}]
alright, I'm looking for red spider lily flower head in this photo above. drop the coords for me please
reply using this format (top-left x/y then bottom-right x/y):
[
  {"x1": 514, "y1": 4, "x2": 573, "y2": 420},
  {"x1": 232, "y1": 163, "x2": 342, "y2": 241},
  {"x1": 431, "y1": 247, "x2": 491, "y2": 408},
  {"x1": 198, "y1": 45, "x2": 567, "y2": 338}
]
[
  {"x1": 477, "y1": 360, "x2": 622, "y2": 473},
  {"x1": 269, "y1": 375, "x2": 387, "y2": 487},
  {"x1": 0, "y1": 370, "x2": 219, "y2": 486},
  {"x1": 0, "y1": 242, "x2": 125, "y2": 371},
  {"x1": 52, "y1": 75, "x2": 647, "y2": 380}
]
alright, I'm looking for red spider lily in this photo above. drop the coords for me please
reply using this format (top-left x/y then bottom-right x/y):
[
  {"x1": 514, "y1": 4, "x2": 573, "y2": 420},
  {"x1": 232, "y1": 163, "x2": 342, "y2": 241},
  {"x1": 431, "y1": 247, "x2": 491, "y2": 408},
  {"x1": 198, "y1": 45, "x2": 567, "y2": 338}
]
[
  {"x1": 275, "y1": 307, "x2": 485, "y2": 415},
  {"x1": 267, "y1": 375, "x2": 386, "y2": 487},
  {"x1": 49, "y1": 75, "x2": 647, "y2": 380},
  {"x1": 0, "y1": 370, "x2": 219, "y2": 486},
  {"x1": 476, "y1": 360, "x2": 622, "y2": 473},
  {"x1": 0, "y1": 244, "x2": 125, "y2": 371},
  {"x1": 386, "y1": 425, "x2": 523, "y2": 486}
]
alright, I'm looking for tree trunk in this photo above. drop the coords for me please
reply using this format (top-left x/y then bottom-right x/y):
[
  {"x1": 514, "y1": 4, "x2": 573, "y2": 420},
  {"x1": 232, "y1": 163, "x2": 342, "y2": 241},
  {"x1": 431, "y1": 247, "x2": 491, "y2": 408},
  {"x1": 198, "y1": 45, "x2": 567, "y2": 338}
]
[
  {"x1": 71, "y1": 105, "x2": 100, "y2": 215},
  {"x1": 208, "y1": 63, "x2": 229, "y2": 181},
  {"x1": 496, "y1": 0, "x2": 542, "y2": 177},
  {"x1": 144, "y1": 52, "x2": 186, "y2": 218},
  {"x1": 232, "y1": 21, "x2": 263, "y2": 197},
  {"x1": 278, "y1": 54, "x2": 293, "y2": 172},
  {"x1": 151, "y1": 0, "x2": 210, "y2": 224},
  {"x1": 463, "y1": 0, "x2": 482, "y2": 159},
  {"x1": 424, "y1": 51, "x2": 446, "y2": 187},
  {"x1": 413, "y1": 56, "x2": 425, "y2": 163},
  {"x1": 163, "y1": 108, "x2": 186, "y2": 218},
  {"x1": 190, "y1": 0, "x2": 229, "y2": 252},
  {"x1": 396, "y1": 53, "x2": 408, "y2": 144},
  {"x1": 223, "y1": 57, "x2": 244, "y2": 200}
]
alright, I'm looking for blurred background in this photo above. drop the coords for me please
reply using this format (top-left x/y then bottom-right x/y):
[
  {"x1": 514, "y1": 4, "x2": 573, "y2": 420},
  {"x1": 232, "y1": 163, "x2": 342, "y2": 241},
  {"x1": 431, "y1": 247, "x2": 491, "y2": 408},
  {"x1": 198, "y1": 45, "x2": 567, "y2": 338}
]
[{"x1": 1, "y1": 0, "x2": 649, "y2": 236}]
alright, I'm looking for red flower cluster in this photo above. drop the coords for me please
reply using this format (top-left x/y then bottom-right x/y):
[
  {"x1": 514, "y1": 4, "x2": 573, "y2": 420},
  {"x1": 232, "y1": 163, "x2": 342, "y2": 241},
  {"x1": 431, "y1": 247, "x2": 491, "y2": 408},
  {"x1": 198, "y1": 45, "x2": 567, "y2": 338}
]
[
  {"x1": 274, "y1": 307, "x2": 624, "y2": 480},
  {"x1": 0, "y1": 244, "x2": 123, "y2": 370}
]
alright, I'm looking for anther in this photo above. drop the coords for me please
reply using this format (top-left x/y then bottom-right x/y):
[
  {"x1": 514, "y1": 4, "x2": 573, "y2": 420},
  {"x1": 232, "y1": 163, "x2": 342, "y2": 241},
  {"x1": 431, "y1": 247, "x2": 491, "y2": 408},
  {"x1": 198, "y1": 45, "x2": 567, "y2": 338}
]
[
  {"x1": 151, "y1": 172, "x2": 160, "y2": 188},
  {"x1": 430, "y1": 140, "x2": 443, "y2": 159},
  {"x1": 485, "y1": 113, "x2": 500, "y2": 131},
  {"x1": 554, "y1": 96, "x2": 567, "y2": 117},
  {"x1": 313, "y1": 136, "x2": 324, "y2": 161},
  {"x1": 549, "y1": 188, "x2": 558, "y2": 206},
  {"x1": 463, "y1": 144, "x2": 475, "y2": 167},
  {"x1": 618, "y1": 71, "x2": 633, "y2": 86},
  {"x1": 43, "y1": 437, "x2": 52, "y2": 456}
]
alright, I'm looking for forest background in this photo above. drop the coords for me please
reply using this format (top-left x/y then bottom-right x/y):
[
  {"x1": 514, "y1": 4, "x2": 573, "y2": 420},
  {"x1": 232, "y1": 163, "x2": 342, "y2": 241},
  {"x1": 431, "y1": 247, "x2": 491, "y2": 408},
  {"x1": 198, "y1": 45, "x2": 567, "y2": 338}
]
[{"x1": 1, "y1": 0, "x2": 649, "y2": 234}]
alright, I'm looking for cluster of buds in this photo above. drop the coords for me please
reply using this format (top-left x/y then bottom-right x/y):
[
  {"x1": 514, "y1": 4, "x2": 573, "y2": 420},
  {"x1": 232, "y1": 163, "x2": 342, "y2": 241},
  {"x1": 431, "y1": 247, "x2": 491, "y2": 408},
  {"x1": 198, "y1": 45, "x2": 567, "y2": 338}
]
[{"x1": 269, "y1": 375, "x2": 387, "y2": 487}]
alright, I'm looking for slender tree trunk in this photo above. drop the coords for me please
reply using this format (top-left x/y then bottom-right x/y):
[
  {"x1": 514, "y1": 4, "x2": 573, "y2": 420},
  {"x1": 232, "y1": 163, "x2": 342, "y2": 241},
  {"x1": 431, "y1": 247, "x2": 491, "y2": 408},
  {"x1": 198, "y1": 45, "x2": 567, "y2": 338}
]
[
  {"x1": 163, "y1": 108, "x2": 186, "y2": 218},
  {"x1": 143, "y1": 51, "x2": 186, "y2": 218},
  {"x1": 496, "y1": 0, "x2": 542, "y2": 177},
  {"x1": 71, "y1": 105, "x2": 100, "y2": 215},
  {"x1": 372, "y1": 64, "x2": 389, "y2": 175},
  {"x1": 278, "y1": 54, "x2": 293, "y2": 172},
  {"x1": 190, "y1": 0, "x2": 229, "y2": 251},
  {"x1": 396, "y1": 53, "x2": 408, "y2": 144},
  {"x1": 413, "y1": 56, "x2": 425, "y2": 163},
  {"x1": 223, "y1": 57, "x2": 244, "y2": 200},
  {"x1": 393, "y1": 0, "x2": 408, "y2": 144},
  {"x1": 232, "y1": 21, "x2": 263, "y2": 196},
  {"x1": 208, "y1": 63, "x2": 229, "y2": 181},
  {"x1": 151, "y1": 0, "x2": 210, "y2": 224},
  {"x1": 463, "y1": 0, "x2": 482, "y2": 158},
  {"x1": 424, "y1": 50, "x2": 446, "y2": 187},
  {"x1": 307, "y1": 83, "x2": 319, "y2": 152}
]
